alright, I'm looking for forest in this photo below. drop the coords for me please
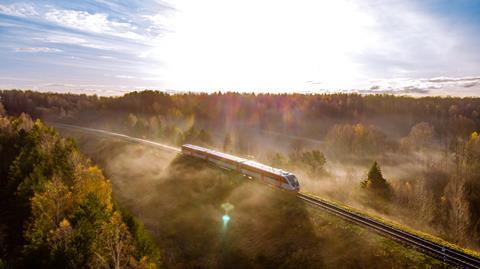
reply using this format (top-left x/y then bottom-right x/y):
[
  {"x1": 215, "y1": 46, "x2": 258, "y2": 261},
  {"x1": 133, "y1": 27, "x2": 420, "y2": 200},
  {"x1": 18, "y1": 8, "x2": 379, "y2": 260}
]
[
  {"x1": 1, "y1": 89, "x2": 480, "y2": 253},
  {"x1": 0, "y1": 111, "x2": 160, "y2": 268}
]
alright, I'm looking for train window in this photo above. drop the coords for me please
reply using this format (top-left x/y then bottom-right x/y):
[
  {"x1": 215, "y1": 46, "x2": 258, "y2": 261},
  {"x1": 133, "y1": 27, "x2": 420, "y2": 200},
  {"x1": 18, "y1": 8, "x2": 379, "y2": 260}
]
[{"x1": 287, "y1": 175, "x2": 299, "y2": 187}]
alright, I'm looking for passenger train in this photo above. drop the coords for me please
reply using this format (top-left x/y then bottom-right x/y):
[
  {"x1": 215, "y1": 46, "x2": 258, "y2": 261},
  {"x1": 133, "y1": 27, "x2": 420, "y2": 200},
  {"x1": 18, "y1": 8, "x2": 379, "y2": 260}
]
[{"x1": 181, "y1": 144, "x2": 300, "y2": 191}]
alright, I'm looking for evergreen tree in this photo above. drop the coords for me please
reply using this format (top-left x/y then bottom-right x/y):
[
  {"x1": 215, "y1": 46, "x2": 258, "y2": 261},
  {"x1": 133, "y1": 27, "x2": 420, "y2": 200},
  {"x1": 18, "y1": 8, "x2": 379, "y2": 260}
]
[{"x1": 361, "y1": 161, "x2": 388, "y2": 190}]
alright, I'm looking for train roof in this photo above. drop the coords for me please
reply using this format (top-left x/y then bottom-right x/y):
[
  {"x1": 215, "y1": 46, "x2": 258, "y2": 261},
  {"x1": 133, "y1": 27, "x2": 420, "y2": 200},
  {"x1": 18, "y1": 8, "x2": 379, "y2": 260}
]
[
  {"x1": 242, "y1": 160, "x2": 289, "y2": 176},
  {"x1": 183, "y1": 144, "x2": 246, "y2": 163},
  {"x1": 182, "y1": 144, "x2": 292, "y2": 177}
]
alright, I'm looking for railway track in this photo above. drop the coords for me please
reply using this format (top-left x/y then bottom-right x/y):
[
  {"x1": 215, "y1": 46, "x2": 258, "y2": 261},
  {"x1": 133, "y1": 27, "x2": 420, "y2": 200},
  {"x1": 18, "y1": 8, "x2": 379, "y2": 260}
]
[
  {"x1": 298, "y1": 192, "x2": 480, "y2": 268},
  {"x1": 53, "y1": 123, "x2": 480, "y2": 268},
  {"x1": 51, "y1": 123, "x2": 181, "y2": 153}
]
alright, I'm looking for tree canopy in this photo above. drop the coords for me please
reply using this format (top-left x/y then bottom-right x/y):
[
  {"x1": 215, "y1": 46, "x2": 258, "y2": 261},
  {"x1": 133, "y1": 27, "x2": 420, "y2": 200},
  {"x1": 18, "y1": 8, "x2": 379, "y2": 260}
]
[{"x1": 0, "y1": 114, "x2": 160, "y2": 269}]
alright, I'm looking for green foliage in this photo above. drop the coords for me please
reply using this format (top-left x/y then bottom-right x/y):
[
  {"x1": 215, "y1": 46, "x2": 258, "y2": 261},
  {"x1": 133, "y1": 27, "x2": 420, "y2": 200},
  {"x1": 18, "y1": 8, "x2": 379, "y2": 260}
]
[
  {"x1": 7, "y1": 121, "x2": 76, "y2": 204},
  {"x1": 0, "y1": 115, "x2": 159, "y2": 268},
  {"x1": 362, "y1": 161, "x2": 388, "y2": 190},
  {"x1": 177, "y1": 126, "x2": 212, "y2": 146},
  {"x1": 122, "y1": 210, "x2": 161, "y2": 266},
  {"x1": 361, "y1": 162, "x2": 392, "y2": 203}
]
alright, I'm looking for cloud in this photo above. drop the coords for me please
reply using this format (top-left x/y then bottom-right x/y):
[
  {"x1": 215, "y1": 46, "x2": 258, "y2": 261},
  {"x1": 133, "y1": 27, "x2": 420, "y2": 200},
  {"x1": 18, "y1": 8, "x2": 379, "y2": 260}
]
[
  {"x1": 360, "y1": 75, "x2": 480, "y2": 96},
  {"x1": 0, "y1": 3, "x2": 37, "y2": 17},
  {"x1": 15, "y1": 47, "x2": 62, "y2": 53},
  {"x1": 100, "y1": 55, "x2": 115, "y2": 59},
  {"x1": 44, "y1": 9, "x2": 145, "y2": 40},
  {"x1": 462, "y1": 81, "x2": 479, "y2": 88},
  {"x1": 359, "y1": 85, "x2": 430, "y2": 95},
  {"x1": 426, "y1": 76, "x2": 480, "y2": 83},
  {"x1": 114, "y1": 75, "x2": 136, "y2": 79},
  {"x1": 34, "y1": 34, "x2": 120, "y2": 51},
  {"x1": 347, "y1": 1, "x2": 480, "y2": 81}
]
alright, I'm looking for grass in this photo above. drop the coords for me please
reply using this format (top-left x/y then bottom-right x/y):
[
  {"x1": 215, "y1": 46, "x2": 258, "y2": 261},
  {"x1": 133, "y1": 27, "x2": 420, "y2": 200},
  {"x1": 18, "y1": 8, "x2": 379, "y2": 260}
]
[{"x1": 300, "y1": 190, "x2": 480, "y2": 259}]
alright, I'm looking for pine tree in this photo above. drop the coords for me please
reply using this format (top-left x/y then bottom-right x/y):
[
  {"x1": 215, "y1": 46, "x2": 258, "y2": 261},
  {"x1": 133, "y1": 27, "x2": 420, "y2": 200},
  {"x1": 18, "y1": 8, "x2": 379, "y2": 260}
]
[{"x1": 361, "y1": 161, "x2": 388, "y2": 190}]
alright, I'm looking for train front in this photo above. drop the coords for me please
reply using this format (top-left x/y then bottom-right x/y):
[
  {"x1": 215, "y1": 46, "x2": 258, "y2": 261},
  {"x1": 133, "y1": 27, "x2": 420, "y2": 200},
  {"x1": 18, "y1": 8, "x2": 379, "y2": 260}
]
[{"x1": 284, "y1": 173, "x2": 300, "y2": 191}]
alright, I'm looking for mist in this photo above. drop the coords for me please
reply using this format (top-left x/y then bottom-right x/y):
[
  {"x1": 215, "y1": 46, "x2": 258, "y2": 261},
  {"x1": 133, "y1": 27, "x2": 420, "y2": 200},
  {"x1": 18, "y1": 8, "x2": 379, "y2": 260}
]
[{"x1": 61, "y1": 129, "x2": 448, "y2": 268}]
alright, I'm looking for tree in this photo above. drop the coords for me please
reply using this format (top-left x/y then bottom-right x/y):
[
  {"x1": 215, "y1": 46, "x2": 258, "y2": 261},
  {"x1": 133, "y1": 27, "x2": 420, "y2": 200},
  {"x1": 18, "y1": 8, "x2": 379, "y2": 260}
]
[
  {"x1": 179, "y1": 127, "x2": 212, "y2": 146},
  {"x1": 198, "y1": 129, "x2": 211, "y2": 146},
  {"x1": 92, "y1": 212, "x2": 135, "y2": 269},
  {"x1": 27, "y1": 177, "x2": 73, "y2": 243},
  {"x1": 289, "y1": 150, "x2": 326, "y2": 175},
  {"x1": 269, "y1": 152, "x2": 287, "y2": 168},
  {"x1": 223, "y1": 132, "x2": 232, "y2": 152},
  {"x1": 0, "y1": 116, "x2": 159, "y2": 268},
  {"x1": 23, "y1": 176, "x2": 74, "y2": 268},
  {"x1": 301, "y1": 150, "x2": 326, "y2": 174},
  {"x1": 127, "y1": 113, "x2": 138, "y2": 128},
  {"x1": 122, "y1": 210, "x2": 161, "y2": 267},
  {"x1": 402, "y1": 122, "x2": 435, "y2": 151},
  {"x1": 0, "y1": 102, "x2": 6, "y2": 116},
  {"x1": 361, "y1": 161, "x2": 389, "y2": 191},
  {"x1": 326, "y1": 123, "x2": 387, "y2": 157}
]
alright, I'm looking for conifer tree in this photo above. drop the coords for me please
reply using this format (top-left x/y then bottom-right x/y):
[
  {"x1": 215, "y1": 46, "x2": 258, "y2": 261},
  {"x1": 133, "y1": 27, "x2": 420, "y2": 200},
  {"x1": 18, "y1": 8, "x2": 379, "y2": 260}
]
[{"x1": 361, "y1": 161, "x2": 388, "y2": 190}]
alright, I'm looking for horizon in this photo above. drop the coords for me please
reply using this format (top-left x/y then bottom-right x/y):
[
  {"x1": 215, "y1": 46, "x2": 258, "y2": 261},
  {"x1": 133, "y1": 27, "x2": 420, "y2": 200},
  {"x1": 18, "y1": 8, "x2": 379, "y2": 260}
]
[
  {"x1": 4, "y1": 88, "x2": 480, "y2": 99},
  {"x1": 1, "y1": 0, "x2": 480, "y2": 96}
]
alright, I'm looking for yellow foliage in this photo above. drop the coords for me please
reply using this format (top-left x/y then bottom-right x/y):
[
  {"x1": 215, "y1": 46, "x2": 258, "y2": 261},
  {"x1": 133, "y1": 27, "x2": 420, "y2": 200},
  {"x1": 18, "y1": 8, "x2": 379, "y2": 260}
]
[
  {"x1": 49, "y1": 218, "x2": 73, "y2": 249},
  {"x1": 470, "y1": 131, "x2": 479, "y2": 141},
  {"x1": 137, "y1": 256, "x2": 157, "y2": 269},
  {"x1": 354, "y1": 123, "x2": 365, "y2": 136},
  {"x1": 73, "y1": 165, "x2": 113, "y2": 212},
  {"x1": 27, "y1": 177, "x2": 73, "y2": 246},
  {"x1": 92, "y1": 211, "x2": 135, "y2": 269},
  {"x1": 405, "y1": 182, "x2": 412, "y2": 192},
  {"x1": 30, "y1": 177, "x2": 73, "y2": 228}
]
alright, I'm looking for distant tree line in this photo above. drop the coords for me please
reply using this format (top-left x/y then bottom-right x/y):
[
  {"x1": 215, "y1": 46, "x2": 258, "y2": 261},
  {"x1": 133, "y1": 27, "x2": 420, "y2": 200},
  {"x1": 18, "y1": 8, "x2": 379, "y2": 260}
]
[{"x1": 1, "y1": 90, "x2": 479, "y2": 145}]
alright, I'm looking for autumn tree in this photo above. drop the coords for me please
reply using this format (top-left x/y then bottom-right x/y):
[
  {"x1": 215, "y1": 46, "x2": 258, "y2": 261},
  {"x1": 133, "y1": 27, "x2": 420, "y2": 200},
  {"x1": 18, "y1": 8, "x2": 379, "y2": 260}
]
[
  {"x1": 401, "y1": 122, "x2": 435, "y2": 151},
  {"x1": 326, "y1": 123, "x2": 387, "y2": 157},
  {"x1": 223, "y1": 132, "x2": 232, "y2": 152},
  {"x1": 289, "y1": 150, "x2": 326, "y2": 175},
  {"x1": 0, "y1": 115, "x2": 160, "y2": 268},
  {"x1": 92, "y1": 212, "x2": 135, "y2": 269},
  {"x1": 0, "y1": 102, "x2": 5, "y2": 116},
  {"x1": 268, "y1": 152, "x2": 287, "y2": 168},
  {"x1": 178, "y1": 127, "x2": 212, "y2": 146},
  {"x1": 26, "y1": 176, "x2": 73, "y2": 245}
]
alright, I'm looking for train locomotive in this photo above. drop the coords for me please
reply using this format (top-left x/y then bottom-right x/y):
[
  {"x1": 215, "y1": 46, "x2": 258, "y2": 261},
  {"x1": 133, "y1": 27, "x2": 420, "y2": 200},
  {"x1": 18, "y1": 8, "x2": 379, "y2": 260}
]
[{"x1": 181, "y1": 144, "x2": 300, "y2": 191}]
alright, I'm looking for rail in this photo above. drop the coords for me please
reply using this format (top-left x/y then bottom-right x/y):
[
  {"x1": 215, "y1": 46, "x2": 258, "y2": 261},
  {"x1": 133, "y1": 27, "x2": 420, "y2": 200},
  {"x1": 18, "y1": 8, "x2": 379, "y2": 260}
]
[
  {"x1": 298, "y1": 191, "x2": 480, "y2": 268},
  {"x1": 52, "y1": 123, "x2": 480, "y2": 268}
]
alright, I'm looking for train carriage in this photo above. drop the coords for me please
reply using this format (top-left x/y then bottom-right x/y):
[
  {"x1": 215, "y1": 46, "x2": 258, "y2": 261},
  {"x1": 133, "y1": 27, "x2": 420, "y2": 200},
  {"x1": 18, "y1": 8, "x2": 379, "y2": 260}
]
[{"x1": 181, "y1": 144, "x2": 300, "y2": 191}]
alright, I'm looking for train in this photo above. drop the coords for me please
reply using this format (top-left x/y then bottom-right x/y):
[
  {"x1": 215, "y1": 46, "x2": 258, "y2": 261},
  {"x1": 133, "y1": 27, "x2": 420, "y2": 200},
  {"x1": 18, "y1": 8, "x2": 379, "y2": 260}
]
[{"x1": 181, "y1": 144, "x2": 300, "y2": 191}]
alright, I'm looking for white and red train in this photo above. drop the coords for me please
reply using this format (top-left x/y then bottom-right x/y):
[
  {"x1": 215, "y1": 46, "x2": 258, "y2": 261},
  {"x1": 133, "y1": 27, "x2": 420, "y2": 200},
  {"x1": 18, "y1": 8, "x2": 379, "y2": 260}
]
[{"x1": 181, "y1": 144, "x2": 300, "y2": 191}]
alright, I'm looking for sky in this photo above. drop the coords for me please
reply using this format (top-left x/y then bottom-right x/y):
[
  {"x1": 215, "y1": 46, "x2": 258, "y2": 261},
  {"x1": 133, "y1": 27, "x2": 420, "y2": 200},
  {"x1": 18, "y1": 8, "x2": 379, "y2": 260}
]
[{"x1": 1, "y1": 0, "x2": 480, "y2": 96}]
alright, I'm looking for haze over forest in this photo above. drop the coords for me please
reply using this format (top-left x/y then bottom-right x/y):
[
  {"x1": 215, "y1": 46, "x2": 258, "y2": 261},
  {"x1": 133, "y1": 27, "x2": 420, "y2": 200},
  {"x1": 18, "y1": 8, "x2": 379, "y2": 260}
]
[{"x1": 4, "y1": 90, "x2": 480, "y2": 268}]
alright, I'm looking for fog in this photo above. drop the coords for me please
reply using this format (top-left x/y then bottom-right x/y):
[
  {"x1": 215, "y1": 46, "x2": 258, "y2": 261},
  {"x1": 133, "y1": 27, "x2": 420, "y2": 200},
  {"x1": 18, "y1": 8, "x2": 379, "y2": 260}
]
[{"x1": 60, "y1": 129, "x2": 447, "y2": 268}]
